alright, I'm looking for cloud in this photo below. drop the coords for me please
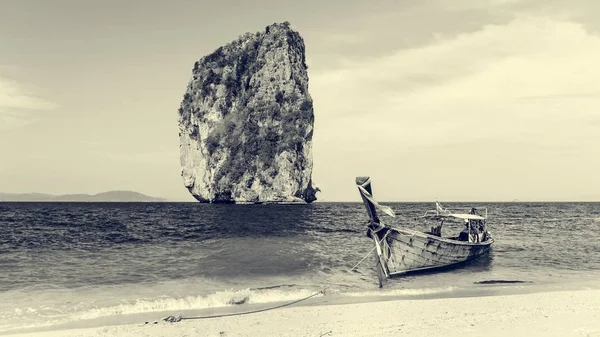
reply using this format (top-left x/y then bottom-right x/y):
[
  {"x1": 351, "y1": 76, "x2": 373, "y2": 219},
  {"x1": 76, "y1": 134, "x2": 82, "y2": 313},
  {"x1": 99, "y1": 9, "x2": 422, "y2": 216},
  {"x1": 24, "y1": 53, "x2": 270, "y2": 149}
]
[
  {"x1": 0, "y1": 76, "x2": 56, "y2": 130},
  {"x1": 311, "y1": 15, "x2": 600, "y2": 138},
  {"x1": 309, "y1": 14, "x2": 600, "y2": 200}
]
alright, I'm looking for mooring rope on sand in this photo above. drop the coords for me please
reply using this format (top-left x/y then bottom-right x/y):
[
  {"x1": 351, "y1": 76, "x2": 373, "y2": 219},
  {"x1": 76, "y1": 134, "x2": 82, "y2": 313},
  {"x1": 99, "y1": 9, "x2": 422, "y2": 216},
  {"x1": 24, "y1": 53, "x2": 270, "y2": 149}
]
[{"x1": 160, "y1": 239, "x2": 381, "y2": 323}]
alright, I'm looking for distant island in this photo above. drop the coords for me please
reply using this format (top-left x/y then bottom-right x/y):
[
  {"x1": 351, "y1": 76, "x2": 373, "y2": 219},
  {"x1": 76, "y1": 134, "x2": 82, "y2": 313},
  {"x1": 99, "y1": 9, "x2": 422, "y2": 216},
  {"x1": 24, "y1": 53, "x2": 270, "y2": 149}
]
[{"x1": 0, "y1": 191, "x2": 165, "y2": 202}]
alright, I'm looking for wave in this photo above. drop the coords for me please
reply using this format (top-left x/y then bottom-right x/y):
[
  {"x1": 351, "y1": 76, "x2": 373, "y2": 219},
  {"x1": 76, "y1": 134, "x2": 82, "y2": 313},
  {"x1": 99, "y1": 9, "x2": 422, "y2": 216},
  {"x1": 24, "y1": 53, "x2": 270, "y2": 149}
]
[
  {"x1": 310, "y1": 228, "x2": 363, "y2": 234},
  {"x1": 1, "y1": 282, "x2": 459, "y2": 329},
  {"x1": 77, "y1": 287, "x2": 323, "y2": 320},
  {"x1": 54, "y1": 285, "x2": 460, "y2": 321},
  {"x1": 345, "y1": 286, "x2": 457, "y2": 298},
  {"x1": 0, "y1": 286, "x2": 325, "y2": 333},
  {"x1": 0, "y1": 284, "x2": 463, "y2": 334}
]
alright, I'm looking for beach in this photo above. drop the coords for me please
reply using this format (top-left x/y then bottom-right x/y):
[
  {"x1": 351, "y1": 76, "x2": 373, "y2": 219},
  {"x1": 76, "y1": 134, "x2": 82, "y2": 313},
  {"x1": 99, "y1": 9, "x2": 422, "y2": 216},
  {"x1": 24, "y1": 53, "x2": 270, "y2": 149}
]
[{"x1": 6, "y1": 289, "x2": 599, "y2": 337}]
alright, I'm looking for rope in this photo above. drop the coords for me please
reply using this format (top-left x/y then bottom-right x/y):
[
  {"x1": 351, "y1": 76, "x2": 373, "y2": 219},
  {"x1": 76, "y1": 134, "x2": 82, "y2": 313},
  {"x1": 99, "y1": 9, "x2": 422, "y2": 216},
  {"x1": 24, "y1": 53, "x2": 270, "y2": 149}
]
[{"x1": 161, "y1": 241, "x2": 381, "y2": 323}]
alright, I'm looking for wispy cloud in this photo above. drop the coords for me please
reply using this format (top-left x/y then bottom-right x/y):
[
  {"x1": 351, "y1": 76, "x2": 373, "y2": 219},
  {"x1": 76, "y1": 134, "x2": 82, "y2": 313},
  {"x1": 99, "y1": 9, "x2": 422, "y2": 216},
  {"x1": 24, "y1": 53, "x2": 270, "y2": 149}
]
[{"x1": 0, "y1": 76, "x2": 56, "y2": 130}]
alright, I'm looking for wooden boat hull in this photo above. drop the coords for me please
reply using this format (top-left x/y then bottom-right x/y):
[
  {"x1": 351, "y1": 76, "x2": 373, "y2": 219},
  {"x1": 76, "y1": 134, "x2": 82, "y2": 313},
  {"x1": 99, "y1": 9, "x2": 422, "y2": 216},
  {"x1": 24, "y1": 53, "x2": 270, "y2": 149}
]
[
  {"x1": 355, "y1": 176, "x2": 494, "y2": 285},
  {"x1": 374, "y1": 227, "x2": 493, "y2": 277}
]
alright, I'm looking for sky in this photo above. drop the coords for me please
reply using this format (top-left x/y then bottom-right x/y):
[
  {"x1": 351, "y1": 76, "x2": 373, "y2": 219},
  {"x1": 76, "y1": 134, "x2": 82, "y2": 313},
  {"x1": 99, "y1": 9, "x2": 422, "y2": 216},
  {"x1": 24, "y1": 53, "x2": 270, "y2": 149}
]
[{"x1": 1, "y1": 0, "x2": 599, "y2": 202}]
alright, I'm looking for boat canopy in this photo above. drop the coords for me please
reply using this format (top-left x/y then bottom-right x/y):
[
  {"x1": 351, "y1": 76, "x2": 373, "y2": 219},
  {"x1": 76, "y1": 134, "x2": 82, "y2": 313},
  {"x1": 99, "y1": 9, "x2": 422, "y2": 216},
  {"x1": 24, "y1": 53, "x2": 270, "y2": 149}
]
[
  {"x1": 442, "y1": 213, "x2": 486, "y2": 220},
  {"x1": 423, "y1": 212, "x2": 486, "y2": 221},
  {"x1": 422, "y1": 202, "x2": 487, "y2": 220}
]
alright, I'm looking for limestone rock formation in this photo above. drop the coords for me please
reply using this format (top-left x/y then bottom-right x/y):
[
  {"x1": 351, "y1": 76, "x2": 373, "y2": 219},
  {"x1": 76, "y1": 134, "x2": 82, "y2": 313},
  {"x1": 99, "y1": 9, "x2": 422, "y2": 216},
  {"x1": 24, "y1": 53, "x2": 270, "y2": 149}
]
[{"x1": 178, "y1": 22, "x2": 319, "y2": 204}]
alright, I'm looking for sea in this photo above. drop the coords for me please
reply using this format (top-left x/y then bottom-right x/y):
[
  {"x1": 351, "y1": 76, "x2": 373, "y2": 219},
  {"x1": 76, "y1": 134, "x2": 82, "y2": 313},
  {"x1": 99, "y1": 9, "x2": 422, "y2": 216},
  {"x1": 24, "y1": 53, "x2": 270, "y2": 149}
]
[{"x1": 1, "y1": 202, "x2": 599, "y2": 334}]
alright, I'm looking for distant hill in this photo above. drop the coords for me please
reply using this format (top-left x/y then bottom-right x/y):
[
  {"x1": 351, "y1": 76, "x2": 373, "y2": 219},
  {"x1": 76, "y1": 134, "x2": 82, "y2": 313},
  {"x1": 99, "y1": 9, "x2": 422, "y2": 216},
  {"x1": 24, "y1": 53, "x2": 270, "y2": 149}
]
[{"x1": 0, "y1": 191, "x2": 165, "y2": 202}]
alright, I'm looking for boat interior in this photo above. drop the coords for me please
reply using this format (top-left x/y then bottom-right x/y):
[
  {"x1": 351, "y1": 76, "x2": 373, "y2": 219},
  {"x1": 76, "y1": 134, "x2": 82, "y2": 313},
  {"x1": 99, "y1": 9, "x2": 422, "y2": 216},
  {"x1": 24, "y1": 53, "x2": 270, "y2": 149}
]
[{"x1": 423, "y1": 206, "x2": 491, "y2": 243}]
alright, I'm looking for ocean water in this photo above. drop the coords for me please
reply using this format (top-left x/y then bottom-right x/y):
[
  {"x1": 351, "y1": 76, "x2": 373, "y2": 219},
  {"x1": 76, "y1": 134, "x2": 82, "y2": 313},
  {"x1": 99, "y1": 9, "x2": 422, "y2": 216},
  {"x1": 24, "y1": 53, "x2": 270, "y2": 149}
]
[{"x1": 1, "y1": 202, "x2": 599, "y2": 334}]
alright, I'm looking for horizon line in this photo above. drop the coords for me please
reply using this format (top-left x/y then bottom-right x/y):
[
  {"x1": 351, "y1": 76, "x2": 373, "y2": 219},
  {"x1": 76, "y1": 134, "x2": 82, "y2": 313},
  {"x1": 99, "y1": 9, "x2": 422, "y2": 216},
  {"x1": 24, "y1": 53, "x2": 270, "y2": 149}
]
[{"x1": 3, "y1": 200, "x2": 599, "y2": 203}]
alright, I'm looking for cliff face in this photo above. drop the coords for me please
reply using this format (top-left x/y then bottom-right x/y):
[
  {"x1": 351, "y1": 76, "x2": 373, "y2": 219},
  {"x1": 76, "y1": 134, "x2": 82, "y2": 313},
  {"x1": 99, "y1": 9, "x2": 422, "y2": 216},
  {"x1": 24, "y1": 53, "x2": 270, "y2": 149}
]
[{"x1": 178, "y1": 22, "x2": 318, "y2": 204}]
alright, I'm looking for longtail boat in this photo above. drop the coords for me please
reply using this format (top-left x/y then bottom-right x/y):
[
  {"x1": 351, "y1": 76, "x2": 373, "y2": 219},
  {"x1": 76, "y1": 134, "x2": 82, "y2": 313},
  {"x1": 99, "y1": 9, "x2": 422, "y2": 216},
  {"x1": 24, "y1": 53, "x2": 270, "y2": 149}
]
[{"x1": 355, "y1": 176, "x2": 494, "y2": 287}]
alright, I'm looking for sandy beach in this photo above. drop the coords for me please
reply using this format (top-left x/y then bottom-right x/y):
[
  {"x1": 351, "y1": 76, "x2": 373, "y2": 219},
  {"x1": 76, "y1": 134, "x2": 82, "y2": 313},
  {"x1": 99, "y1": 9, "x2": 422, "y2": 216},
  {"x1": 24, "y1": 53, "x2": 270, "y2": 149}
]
[{"x1": 5, "y1": 289, "x2": 599, "y2": 337}]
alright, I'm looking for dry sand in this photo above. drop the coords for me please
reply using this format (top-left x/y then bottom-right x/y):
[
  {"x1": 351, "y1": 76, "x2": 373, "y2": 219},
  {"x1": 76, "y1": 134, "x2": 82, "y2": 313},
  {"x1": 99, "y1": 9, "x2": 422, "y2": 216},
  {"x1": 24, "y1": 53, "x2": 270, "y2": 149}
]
[{"x1": 4, "y1": 289, "x2": 600, "y2": 337}]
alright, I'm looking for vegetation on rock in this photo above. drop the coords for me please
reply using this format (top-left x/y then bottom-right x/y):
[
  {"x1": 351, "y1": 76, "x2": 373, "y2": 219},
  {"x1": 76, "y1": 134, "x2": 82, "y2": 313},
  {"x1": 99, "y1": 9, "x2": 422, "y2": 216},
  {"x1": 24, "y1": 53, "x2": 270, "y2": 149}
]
[{"x1": 178, "y1": 22, "x2": 318, "y2": 204}]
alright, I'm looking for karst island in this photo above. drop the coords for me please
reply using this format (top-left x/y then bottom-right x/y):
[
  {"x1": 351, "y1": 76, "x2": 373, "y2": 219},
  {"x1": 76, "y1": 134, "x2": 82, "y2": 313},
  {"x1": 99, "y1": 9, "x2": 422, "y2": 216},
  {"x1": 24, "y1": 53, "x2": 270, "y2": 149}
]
[{"x1": 178, "y1": 22, "x2": 319, "y2": 204}]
